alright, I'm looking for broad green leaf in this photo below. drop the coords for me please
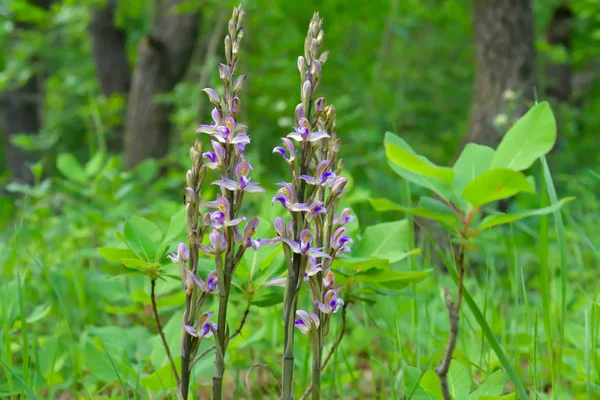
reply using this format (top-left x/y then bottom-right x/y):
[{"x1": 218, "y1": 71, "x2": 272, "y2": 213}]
[
  {"x1": 85, "y1": 151, "x2": 106, "y2": 177},
  {"x1": 162, "y1": 207, "x2": 186, "y2": 246},
  {"x1": 98, "y1": 247, "x2": 137, "y2": 263},
  {"x1": 252, "y1": 288, "x2": 284, "y2": 308},
  {"x1": 384, "y1": 132, "x2": 454, "y2": 199},
  {"x1": 491, "y1": 101, "x2": 556, "y2": 171},
  {"x1": 462, "y1": 168, "x2": 534, "y2": 207},
  {"x1": 334, "y1": 257, "x2": 389, "y2": 271},
  {"x1": 403, "y1": 366, "x2": 432, "y2": 399},
  {"x1": 478, "y1": 395, "x2": 515, "y2": 400},
  {"x1": 477, "y1": 197, "x2": 575, "y2": 230},
  {"x1": 141, "y1": 357, "x2": 180, "y2": 390},
  {"x1": 419, "y1": 370, "x2": 444, "y2": 400},
  {"x1": 448, "y1": 361, "x2": 471, "y2": 399},
  {"x1": 337, "y1": 268, "x2": 430, "y2": 288},
  {"x1": 352, "y1": 220, "x2": 413, "y2": 262},
  {"x1": 370, "y1": 197, "x2": 459, "y2": 226},
  {"x1": 26, "y1": 304, "x2": 51, "y2": 323},
  {"x1": 120, "y1": 258, "x2": 160, "y2": 271},
  {"x1": 452, "y1": 143, "x2": 495, "y2": 195},
  {"x1": 124, "y1": 217, "x2": 161, "y2": 261},
  {"x1": 57, "y1": 153, "x2": 86, "y2": 184},
  {"x1": 468, "y1": 370, "x2": 505, "y2": 400}
]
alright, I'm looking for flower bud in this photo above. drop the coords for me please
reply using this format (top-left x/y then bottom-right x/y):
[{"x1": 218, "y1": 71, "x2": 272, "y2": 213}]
[
  {"x1": 224, "y1": 35, "x2": 232, "y2": 63},
  {"x1": 311, "y1": 38, "x2": 319, "y2": 57},
  {"x1": 237, "y1": 10, "x2": 245, "y2": 31},
  {"x1": 317, "y1": 29, "x2": 324, "y2": 46},
  {"x1": 218, "y1": 63, "x2": 230, "y2": 84},
  {"x1": 202, "y1": 88, "x2": 220, "y2": 105},
  {"x1": 301, "y1": 80, "x2": 312, "y2": 111},
  {"x1": 231, "y1": 97, "x2": 240, "y2": 119},
  {"x1": 237, "y1": 28, "x2": 244, "y2": 41},
  {"x1": 186, "y1": 170, "x2": 194, "y2": 188},
  {"x1": 310, "y1": 60, "x2": 321, "y2": 82},
  {"x1": 315, "y1": 97, "x2": 326, "y2": 114},
  {"x1": 318, "y1": 50, "x2": 329, "y2": 65},
  {"x1": 295, "y1": 103, "x2": 304, "y2": 124},
  {"x1": 233, "y1": 74, "x2": 246, "y2": 94},
  {"x1": 232, "y1": 39, "x2": 240, "y2": 55},
  {"x1": 297, "y1": 56, "x2": 306, "y2": 81},
  {"x1": 228, "y1": 19, "x2": 235, "y2": 38}
]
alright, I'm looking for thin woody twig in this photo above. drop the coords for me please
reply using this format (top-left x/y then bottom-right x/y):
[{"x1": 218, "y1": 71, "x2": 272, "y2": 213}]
[
  {"x1": 435, "y1": 243, "x2": 466, "y2": 400},
  {"x1": 150, "y1": 278, "x2": 180, "y2": 384}
]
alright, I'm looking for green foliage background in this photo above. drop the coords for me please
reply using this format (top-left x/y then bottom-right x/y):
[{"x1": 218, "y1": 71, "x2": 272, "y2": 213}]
[{"x1": 1, "y1": 0, "x2": 599, "y2": 399}]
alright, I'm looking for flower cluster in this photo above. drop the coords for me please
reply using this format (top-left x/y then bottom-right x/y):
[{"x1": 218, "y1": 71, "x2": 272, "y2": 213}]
[
  {"x1": 169, "y1": 6, "x2": 265, "y2": 400},
  {"x1": 266, "y1": 12, "x2": 353, "y2": 398}
]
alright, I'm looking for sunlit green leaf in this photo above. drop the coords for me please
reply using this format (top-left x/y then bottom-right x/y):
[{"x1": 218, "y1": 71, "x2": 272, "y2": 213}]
[
  {"x1": 98, "y1": 247, "x2": 137, "y2": 263},
  {"x1": 477, "y1": 197, "x2": 575, "y2": 230},
  {"x1": 453, "y1": 143, "x2": 495, "y2": 195},
  {"x1": 57, "y1": 153, "x2": 86, "y2": 184},
  {"x1": 468, "y1": 370, "x2": 505, "y2": 399},
  {"x1": 491, "y1": 101, "x2": 556, "y2": 171},
  {"x1": 370, "y1": 197, "x2": 459, "y2": 226},
  {"x1": 462, "y1": 168, "x2": 534, "y2": 207}
]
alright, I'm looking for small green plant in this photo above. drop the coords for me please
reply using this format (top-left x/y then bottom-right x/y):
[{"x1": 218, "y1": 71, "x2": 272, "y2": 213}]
[{"x1": 372, "y1": 101, "x2": 573, "y2": 400}]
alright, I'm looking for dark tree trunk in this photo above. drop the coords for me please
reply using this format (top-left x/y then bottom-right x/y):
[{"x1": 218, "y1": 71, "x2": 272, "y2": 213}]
[
  {"x1": 545, "y1": 6, "x2": 574, "y2": 103},
  {"x1": 1, "y1": 0, "x2": 52, "y2": 184},
  {"x1": 461, "y1": 0, "x2": 537, "y2": 149},
  {"x1": 89, "y1": 0, "x2": 131, "y2": 152},
  {"x1": 1, "y1": 79, "x2": 42, "y2": 184},
  {"x1": 124, "y1": 1, "x2": 201, "y2": 169}
]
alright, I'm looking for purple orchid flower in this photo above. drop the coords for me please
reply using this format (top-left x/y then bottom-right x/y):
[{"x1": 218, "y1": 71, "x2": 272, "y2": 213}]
[
  {"x1": 199, "y1": 228, "x2": 228, "y2": 255},
  {"x1": 272, "y1": 182, "x2": 314, "y2": 212},
  {"x1": 202, "y1": 140, "x2": 226, "y2": 170},
  {"x1": 185, "y1": 269, "x2": 219, "y2": 293},
  {"x1": 202, "y1": 195, "x2": 246, "y2": 228},
  {"x1": 300, "y1": 160, "x2": 336, "y2": 187},
  {"x1": 323, "y1": 270, "x2": 335, "y2": 289},
  {"x1": 330, "y1": 176, "x2": 348, "y2": 197},
  {"x1": 212, "y1": 160, "x2": 266, "y2": 194},
  {"x1": 273, "y1": 138, "x2": 296, "y2": 164},
  {"x1": 287, "y1": 117, "x2": 330, "y2": 143},
  {"x1": 304, "y1": 257, "x2": 323, "y2": 281},
  {"x1": 197, "y1": 113, "x2": 250, "y2": 145},
  {"x1": 316, "y1": 289, "x2": 344, "y2": 314},
  {"x1": 330, "y1": 227, "x2": 353, "y2": 255},
  {"x1": 294, "y1": 310, "x2": 320, "y2": 335},
  {"x1": 282, "y1": 229, "x2": 331, "y2": 259},
  {"x1": 167, "y1": 242, "x2": 189, "y2": 264},
  {"x1": 333, "y1": 208, "x2": 355, "y2": 226},
  {"x1": 183, "y1": 311, "x2": 217, "y2": 338}
]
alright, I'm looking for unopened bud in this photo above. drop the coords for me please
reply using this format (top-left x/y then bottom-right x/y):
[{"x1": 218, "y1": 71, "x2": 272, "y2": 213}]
[
  {"x1": 224, "y1": 35, "x2": 232, "y2": 63},
  {"x1": 202, "y1": 88, "x2": 220, "y2": 105},
  {"x1": 311, "y1": 38, "x2": 319, "y2": 57},
  {"x1": 233, "y1": 74, "x2": 246, "y2": 94},
  {"x1": 237, "y1": 10, "x2": 245, "y2": 31},
  {"x1": 318, "y1": 50, "x2": 329, "y2": 65},
  {"x1": 232, "y1": 39, "x2": 240, "y2": 55},
  {"x1": 315, "y1": 97, "x2": 326, "y2": 114},
  {"x1": 317, "y1": 29, "x2": 324, "y2": 46},
  {"x1": 301, "y1": 80, "x2": 312, "y2": 109},
  {"x1": 228, "y1": 20, "x2": 235, "y2": 38},
  {"x1": 218, "y1": 63, "x2": 230, "y2": 83},
  {"x1": 231, "y1": 97, "x2": 240, "y2": 118},
  {"x1": 310, "y1": 60, "x2": 321, "y2": 82},
  {"x1": 186, "y1": 170, "x2": 194, "y2": 188},
  {"x1": 295, "y1": 103, "x2": 305, "y2": 124}
]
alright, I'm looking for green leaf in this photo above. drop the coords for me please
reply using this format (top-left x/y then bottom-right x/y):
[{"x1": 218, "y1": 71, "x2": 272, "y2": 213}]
[
  {"x1": 26, "y1": 304, "x2": 51, "y2": 324},
  {"x1": 491, "y1": 101, "x2": 556, "y2": 171},
  {"x1": 419, "y1": 370, "x2": 444, "y2": 400},
  {"x1": 337, "y1": 268, "x2": 430, "y2": 288},
  {"x1": 462, "y1": 168, "x2": 534, "y2": 207},
  {"x1": 85, "y1": 151, "x2": 106, "y2": 177},
  {"x1": 124, "y1": 217, "x2": 162, "y2": 261},
  {"x1": 468, "y1": 370, "x2": 505, "y2": 400},
  {"x1": 452, "y1": 143, "x2": 495, "y2": 195},
  {"x1": 370, "y1": 198, "x2": 459, "y2": 226},
  {"x1": 334, "y1": 257, "x2": 389, "y2": 271},
  {"x1": 384, "y1": 132, "x2": 454, "y2": 199},
  {"x1": 448, "y1": 361, "x2": 471, "y2": 399},
  {"x1": 120, "y1": 258, "x2": 160, "y2": 272},
  {"x1": 98, "y1": 247, "x2": 138, "y2": 263},
  {"x1": 141, "y1": 357, "x2": 180, "y2": 390},
  {"x1": 477, "y1": 197, "x2": 575, "y2": 230},
  {"x1": 162, "y1": 207, "x2": 186, "y2": 246},
  {"x1": 252, "y1": 288, "x2": 284, "y2": 308},
  {"x1": 57, "y1": 153, "x2": 87, "y2": 184},
  {"x1": 352, "y1": 220, "x2": 414, "y2": 263},
  {"x1": 478, "y1": 395, "x2": 515, "y2": 400}
]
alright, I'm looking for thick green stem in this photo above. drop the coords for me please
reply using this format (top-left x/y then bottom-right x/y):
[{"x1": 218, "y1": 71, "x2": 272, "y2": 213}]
[
  {"x1": 311, "y1": 333, "x2": 321, "y2": 400},
  {"x1": 179, "y1": 296, "x2": 193, "y2": 400},
  {"x1": 213, "y1": 275, "x2": 231, "y2": 399}
]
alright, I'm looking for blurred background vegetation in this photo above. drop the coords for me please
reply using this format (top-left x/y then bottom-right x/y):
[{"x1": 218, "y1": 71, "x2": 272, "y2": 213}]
[{"x1": 1, "y1": 0, "x2": 599, "y2": 398}]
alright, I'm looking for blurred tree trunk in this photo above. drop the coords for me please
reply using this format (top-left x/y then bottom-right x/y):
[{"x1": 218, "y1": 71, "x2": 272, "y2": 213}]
[
  {"x1": 124, "y1": 1, "x2": 201, "y2": 169},
  {"x1": 461, "y1": 0, "x2": 537, "y2": 149},
  {"x1": 89, "y1": 0, "x2": 131, "y2": 151},
  {"x1": 545, "y1": 6, "x2": 574, "y2": 104},
  {"x1": 0, "y1": 0, "x2": 52, "y2": 184}
]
